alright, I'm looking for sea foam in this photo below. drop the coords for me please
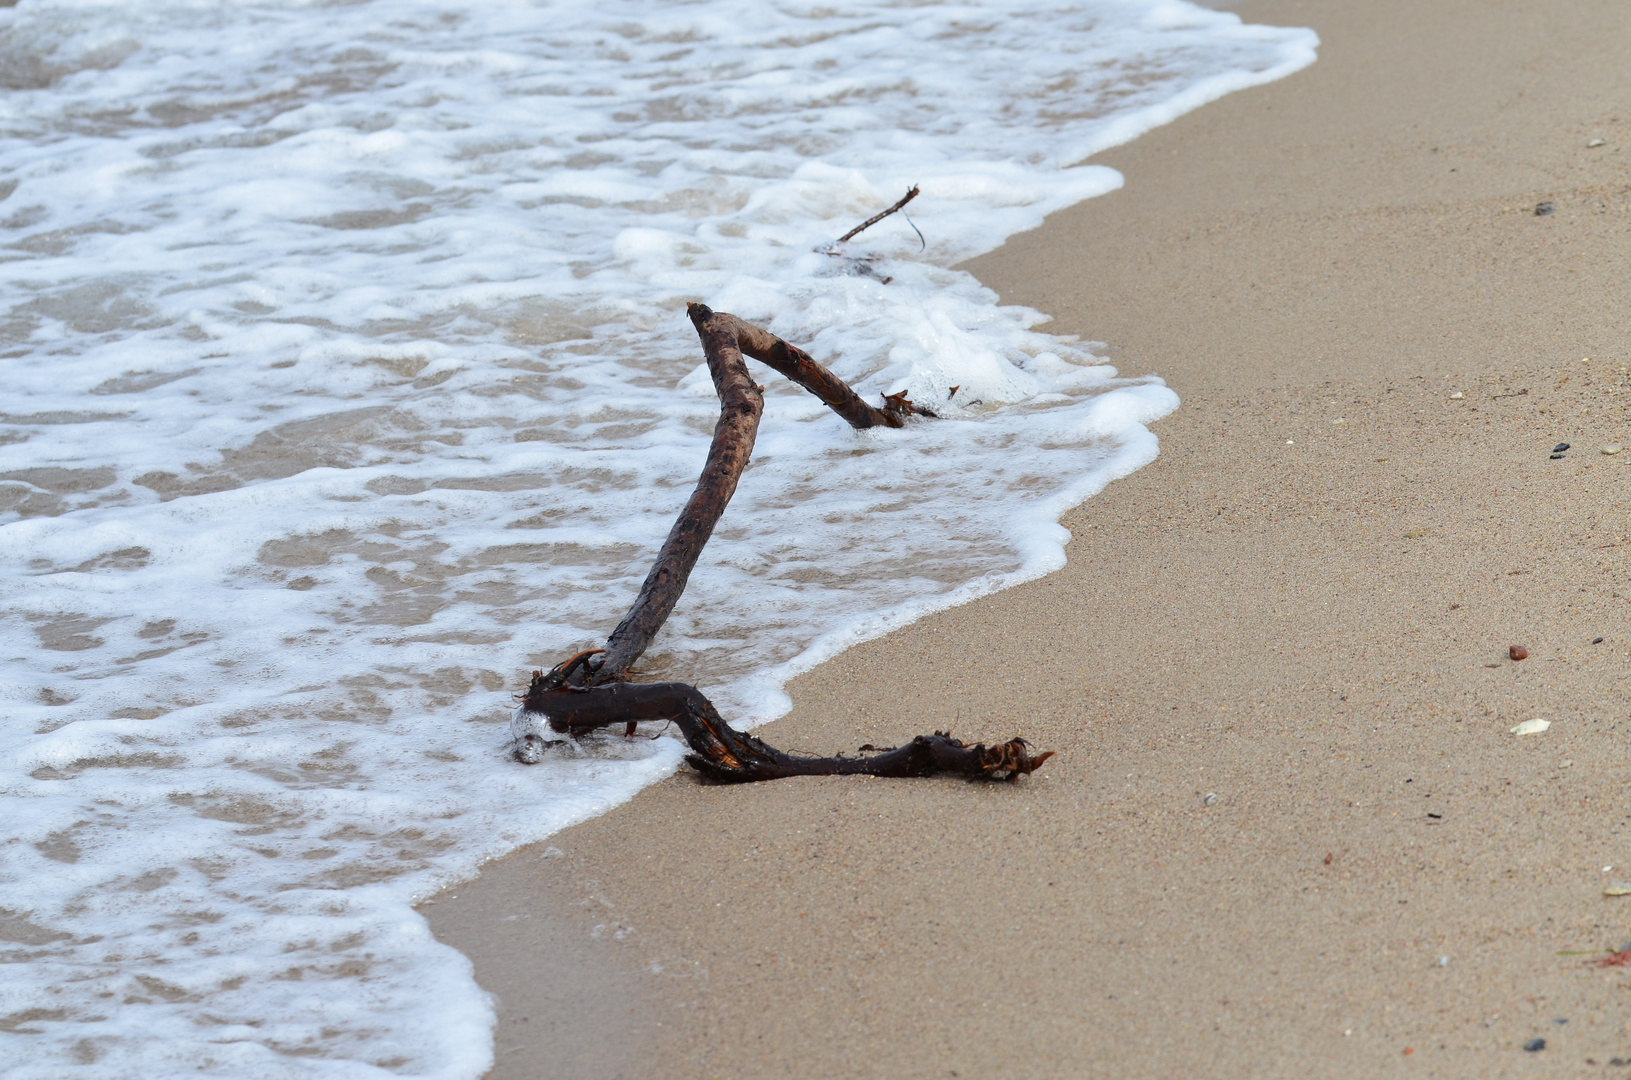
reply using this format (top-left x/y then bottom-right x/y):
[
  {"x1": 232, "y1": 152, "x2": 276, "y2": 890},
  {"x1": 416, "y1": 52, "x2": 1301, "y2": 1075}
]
[{"x1": 0, "y1": 0, "x2": 1315, "y2": 1074}]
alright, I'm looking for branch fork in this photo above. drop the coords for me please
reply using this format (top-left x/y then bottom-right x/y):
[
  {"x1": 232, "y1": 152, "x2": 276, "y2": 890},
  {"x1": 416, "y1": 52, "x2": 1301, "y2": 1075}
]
[{"x1": 511, "y1": 302, "x2": 1051, "y2": 783}]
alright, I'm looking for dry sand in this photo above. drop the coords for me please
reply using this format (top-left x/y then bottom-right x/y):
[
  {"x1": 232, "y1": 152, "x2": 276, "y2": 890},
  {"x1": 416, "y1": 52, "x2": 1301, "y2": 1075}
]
[{"x1": 425, "y1": 1, "x2": 1631, "y2": 1075}]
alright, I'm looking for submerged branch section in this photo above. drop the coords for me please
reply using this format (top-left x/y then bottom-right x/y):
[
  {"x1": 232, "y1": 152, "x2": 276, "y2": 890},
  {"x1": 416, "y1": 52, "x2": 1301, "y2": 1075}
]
[{"x1": 516, "y1": 305, "x2": 1052, "y2": 784}]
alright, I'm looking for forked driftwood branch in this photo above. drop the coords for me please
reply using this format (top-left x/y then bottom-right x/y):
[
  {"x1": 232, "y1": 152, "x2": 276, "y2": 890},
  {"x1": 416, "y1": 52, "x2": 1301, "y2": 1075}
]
[{"x1": 513, "y1": 303, "x2": 1052, "y2": 784}]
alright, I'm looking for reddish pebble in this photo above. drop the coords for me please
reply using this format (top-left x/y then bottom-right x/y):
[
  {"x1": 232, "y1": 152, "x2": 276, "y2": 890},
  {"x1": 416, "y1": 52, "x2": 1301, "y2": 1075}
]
[
  {"x1": 1403, "y1": 1047, "x2": 1414, "y2": 1056},
  {"x1": 1509, "y1": 645, "x2": 1528, "y2": 661}
]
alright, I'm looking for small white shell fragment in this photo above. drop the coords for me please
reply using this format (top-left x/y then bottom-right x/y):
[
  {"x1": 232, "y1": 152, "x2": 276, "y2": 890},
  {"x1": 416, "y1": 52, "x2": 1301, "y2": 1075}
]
[
  {"x1": 1331, "y1": 417, "x2": 1346, "y2": 425},
  {"x1": 1603, "y1": 444, "x2": 1622, "y2": 456},
  {"x1": 1285, "y1": 439, "x2": 1294, "y2": 445},
  {"x1": 1587, "y1": 138, "x2": 1607, "y2": 148},
  {"x1": 1604, "y1": 882, "x2": 1631, "y2": 897},
  {"x1": 1510, "y1": 718, "x2": 1550, "y2": 736},
  {"x1": 1202, "y1": 792, "x2": 1218, "y2": 806},
  {"x1": 1449, "y1": 391, "x2": 1464, "y2": 400}
]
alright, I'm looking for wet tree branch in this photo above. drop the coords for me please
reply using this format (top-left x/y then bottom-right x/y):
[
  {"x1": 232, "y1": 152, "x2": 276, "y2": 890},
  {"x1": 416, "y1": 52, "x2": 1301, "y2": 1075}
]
[{"x1": 514, "y1": 305, "x2": 1052, "y2": 784}]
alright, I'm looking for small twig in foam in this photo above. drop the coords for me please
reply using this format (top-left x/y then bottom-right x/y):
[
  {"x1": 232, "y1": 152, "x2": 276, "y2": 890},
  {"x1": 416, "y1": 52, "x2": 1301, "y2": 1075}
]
[{"x1": 837, "y1": 185, "x2": 920, "y2": 244}]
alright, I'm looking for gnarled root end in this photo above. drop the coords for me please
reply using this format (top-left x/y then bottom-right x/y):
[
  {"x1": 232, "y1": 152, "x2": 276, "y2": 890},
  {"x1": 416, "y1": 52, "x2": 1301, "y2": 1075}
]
[
  {"x1": 693, "y1": 727, "x2": 1054, "y2": 784},
  {"x1": 516, "y1": 668, "x2": 1052, "y2": 785},
  {"x1": 957, "y1": 735, "x2": 1055, "y2": 781},
  {"x1": 880, "y1": 389, "x2": 937, "y2": 425}
]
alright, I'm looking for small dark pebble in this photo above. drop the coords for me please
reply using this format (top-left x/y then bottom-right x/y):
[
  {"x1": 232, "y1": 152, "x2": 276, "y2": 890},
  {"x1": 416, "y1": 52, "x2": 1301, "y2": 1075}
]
[
  {"x1": 1554, "y1": 1018, "x2": 1569, "y2": 1026},
  {"x1": 1554, "y1": 443, "x2": 1571, "y2": 453},
  {"x1": 1510, "y1": 645, "x2": 1529, "y2": 661},
  {"x1": 1550, "y1": 453, "x2": 1565, "y2": 459},
  {"x1": 1535, "y1": 201, "x2": 1555, "y2": 216},
  {"x1": 1611, "y1": 1058, "x2": 1630, "y2": 1067},
  {"x1": 1523, "y1": 1037, "x2": 1547, "y2": 1052},
  {"x1": 1427, "y1": 812, "x2": 1442, "y2": 819},
  {"x1": 1595, "y1": 637, "x2": 1606, "y2": 645}
]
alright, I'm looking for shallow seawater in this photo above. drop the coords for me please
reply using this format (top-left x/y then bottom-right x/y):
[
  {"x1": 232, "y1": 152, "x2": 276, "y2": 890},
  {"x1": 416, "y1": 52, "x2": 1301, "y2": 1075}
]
[{"x1": 0, "y1": 0, "x2": 1314, "y2": 1075}]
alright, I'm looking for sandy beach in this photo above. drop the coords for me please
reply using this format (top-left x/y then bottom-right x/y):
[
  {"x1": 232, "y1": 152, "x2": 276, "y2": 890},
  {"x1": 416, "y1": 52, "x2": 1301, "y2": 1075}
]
[{"x1": 425, "y1": 1, "x2": 1631, "y2": 1075}]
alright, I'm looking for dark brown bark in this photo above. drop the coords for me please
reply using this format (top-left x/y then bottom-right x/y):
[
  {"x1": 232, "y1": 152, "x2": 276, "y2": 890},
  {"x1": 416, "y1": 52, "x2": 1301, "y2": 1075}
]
[
  {"x1": 595, "y1": 304, "x2": 764, "y2": 681},
  {"x1": 522, "y1": 660, "x2": 1052, "y2": 783},
  {"x1": 709, "y1": 308, "x2": 927, "y2": 431},
  {"x1": 595, "y1": 304, "x2": 927, "y2": 682},
  {"x1": 521, "y1": 306, "x2": 1053, "y2": 785}
]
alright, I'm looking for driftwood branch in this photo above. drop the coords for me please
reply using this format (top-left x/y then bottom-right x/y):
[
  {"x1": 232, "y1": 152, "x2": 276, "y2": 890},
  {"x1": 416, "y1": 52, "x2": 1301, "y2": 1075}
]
[
  {"x1": 837, "y1": 185, "x2": 920, "y2": 244},
  {"x1": 596, "y1": 304, "x2": 927, "y2": 682},
  {"x1": 515, "y1": 305, "x2": 1052, "y2": 784},
  {"x1": 704, "y1": 308, "x2": 931, "y2": 432},
  {"x1": 522, "y1": 660, "x2": 1049, "y2": 782},
  {"x1": 594, "y1": 306, "x2": 764, "y2": 681}
]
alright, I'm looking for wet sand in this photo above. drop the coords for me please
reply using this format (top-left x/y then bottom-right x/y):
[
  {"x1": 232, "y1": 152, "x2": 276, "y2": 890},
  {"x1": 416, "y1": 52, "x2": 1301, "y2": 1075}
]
[{"x1": 425, "y1": 1, "x2": 1631, "y2": 1075}]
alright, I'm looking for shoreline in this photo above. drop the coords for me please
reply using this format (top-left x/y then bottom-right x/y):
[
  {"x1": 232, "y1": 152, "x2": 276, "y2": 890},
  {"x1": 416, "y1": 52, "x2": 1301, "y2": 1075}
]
[{"x1": 425, "y1": 1, "x2": 1631, "y2": 1075}]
